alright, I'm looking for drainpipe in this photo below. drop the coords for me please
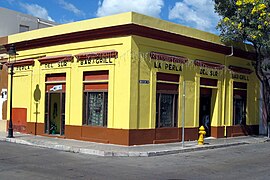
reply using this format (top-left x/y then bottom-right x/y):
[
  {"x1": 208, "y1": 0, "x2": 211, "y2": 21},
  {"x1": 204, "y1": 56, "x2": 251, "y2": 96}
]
[{"x1": 224, "y1": 46, "x2": 234, "y2": 137}]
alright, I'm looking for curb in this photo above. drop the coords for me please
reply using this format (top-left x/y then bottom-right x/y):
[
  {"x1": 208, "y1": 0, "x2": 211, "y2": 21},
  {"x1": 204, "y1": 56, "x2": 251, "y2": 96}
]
[{"x1": 0, "y1": 137, "x2": 254, "y2": 157}]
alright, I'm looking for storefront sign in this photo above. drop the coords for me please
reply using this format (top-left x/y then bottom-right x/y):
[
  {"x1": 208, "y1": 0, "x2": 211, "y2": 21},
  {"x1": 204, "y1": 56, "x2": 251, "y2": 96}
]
[
  {"x1": 232, "y1": 74, "x2": 249, "y2": 81},
  {"x1": 50, "y1": 85, "x2": 62, "y2": 91},
  {"x1": 12, "y1": 59, "x2": 35, "y2": 71},
  {"x1": 15, "y1": 65, "x2": 31, "y2": 71},
  {"x1": 200, "y1": 68, "x2": 218, "y2": 77},
  {"x1": 79, "y1": 58, "x2": 113, "y2": 66},
  {"x1": 75, "y1": 50, "x2": 118, "y2": 66},
  {"x1": 150, "y1": 52, "x2": 187, "y2": 72},
  {"x1": 154, "y1": 62, "x2": 182, "y2": 71},
  {"x1": 44, "y1": 61, "x2": 68, "y2": 69}
]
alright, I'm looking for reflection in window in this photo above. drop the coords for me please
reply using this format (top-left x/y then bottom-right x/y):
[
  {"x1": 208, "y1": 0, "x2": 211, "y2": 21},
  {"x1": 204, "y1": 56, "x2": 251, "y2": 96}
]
[
  {"x1": 84, "y1": 92, "x2": 108, "y2": 127},
  {"x1": 233, "y1": 82, "x2": 247, "y2": 125},
  {"x1": 19, "y1": 25, "x2": 29, "y2": 32},
  {"x1": 156, "y1": 93, "x2": 178, "y2": 127}
]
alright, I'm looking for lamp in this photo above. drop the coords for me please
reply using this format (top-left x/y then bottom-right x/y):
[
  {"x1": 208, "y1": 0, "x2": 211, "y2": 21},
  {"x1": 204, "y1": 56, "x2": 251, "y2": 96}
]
[{"x1": 7, "y1": 44, "x2": 18, "y2": 138}]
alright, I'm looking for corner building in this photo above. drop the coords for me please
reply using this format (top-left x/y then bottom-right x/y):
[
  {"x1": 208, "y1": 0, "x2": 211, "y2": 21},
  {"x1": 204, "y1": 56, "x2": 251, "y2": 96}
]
[{"x1": 4, "y1": 12, "x2": 260, "y2": 145}]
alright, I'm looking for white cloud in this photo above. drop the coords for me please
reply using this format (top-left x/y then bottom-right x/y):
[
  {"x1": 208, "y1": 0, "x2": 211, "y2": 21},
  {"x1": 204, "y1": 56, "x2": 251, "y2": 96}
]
[
  {"x1": 58, "y1": 0, "x2": 85, "y2": 16},
  {"x1": 97, "y1": 0, "x2": 164, "y2": 18},
  {"x1": 168, "y1": 0, "x2": 220, "y2": 33},
  {"x1": 20, "y1": 3, "x2": 54, "y2": 21}
]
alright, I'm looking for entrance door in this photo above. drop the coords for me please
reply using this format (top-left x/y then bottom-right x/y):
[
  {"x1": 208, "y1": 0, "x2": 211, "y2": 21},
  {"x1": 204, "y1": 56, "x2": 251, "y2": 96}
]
[
  {"x1": 233, "y1": 92, "x2": 247, "y2": 125},
  {"x1": 45, "y1": 92, "x2": 65, "y2": 135},
  {"x1": 199, "y1": 88, "x2": 212, "y2": 137}
]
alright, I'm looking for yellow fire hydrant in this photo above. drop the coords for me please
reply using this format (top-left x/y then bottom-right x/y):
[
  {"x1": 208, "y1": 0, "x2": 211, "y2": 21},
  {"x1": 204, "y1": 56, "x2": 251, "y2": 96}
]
[{"x1": 198, "y1": 126, "x2": 206, "y2": 145}]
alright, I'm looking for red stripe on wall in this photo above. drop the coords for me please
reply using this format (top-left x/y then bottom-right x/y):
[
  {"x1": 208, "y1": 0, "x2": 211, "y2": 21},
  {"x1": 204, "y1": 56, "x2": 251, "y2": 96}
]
[
  {"x1": 46, "y1": 73, "x2": 66, "y2": 82},
  {"x1": 157, "y1": 72, "x2": 179, "y2": 82},
  {"x1": 83, "y1": 71, "x2": 109, "y2": 81},
  {"x1": 84, "y1": 83, "x2": 108, "y2": 90}
]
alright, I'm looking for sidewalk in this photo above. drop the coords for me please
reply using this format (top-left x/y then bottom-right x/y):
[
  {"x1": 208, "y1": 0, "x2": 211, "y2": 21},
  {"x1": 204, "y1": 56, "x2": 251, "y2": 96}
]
[{"x1": 0, "y1": 132, "x2": 269, "y2": 157}]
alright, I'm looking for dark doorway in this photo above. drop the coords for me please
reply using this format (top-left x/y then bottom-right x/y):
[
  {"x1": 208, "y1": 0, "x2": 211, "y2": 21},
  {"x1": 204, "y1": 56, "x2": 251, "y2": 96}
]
[
  {"x1": 199, "y1": 88, "x2": 212, "y2": 137},
  {"x1": 45, "y1": 92, "x2": 65, "y2": 135}
]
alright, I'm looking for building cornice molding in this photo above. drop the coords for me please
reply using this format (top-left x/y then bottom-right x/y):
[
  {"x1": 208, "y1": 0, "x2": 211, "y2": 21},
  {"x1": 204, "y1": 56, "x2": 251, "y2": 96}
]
[{"x1": 4, "y1": 24, "x2": 256, "y2": 61}]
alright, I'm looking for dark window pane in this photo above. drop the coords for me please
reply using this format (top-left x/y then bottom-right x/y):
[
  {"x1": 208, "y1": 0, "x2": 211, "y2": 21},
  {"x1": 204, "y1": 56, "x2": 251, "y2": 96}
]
[
  {"x1": 62, "y1": 93, "x2": 65, "y2": 114},
  {"x1": 233, "y1": 82, "x2": 247, "y2": 89},
  {"x1": 160, "y1": 94, "x2": 174, "y2": 127},
  {"x1": 61, "y1": 115, "x2": 65, "y2": 135},
  {"x1": 233, "y1": 92, "x2": 247, "y2": 125}
]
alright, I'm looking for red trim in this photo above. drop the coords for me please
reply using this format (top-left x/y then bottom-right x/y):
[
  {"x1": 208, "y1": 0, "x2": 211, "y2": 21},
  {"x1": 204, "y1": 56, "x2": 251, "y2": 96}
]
[
  {"x1": 157, "y1": 72, "x2": 179, "y2": 82},
  {"x1": 7, "y1": 59, "x2": 35, "y2": 67},
  {"x1": 3, "y1": 24, "x2": 256, "y2": 61},
  {"x1": 150, "y1": 52, "x2": 188, "y2": 64},
  {"x1": 84, "y1": 83, "x2": 108, "y2": 90},
  {"x1": 83, "y1": 71, "x2": 109, "y2": 81},
  {"x1": 75, "y1": 50, "x2": 118, "y2": 60},
  {"x1": 39, "y1": 54, "x2": 73, "y2": 64},
  {"x1": 194, "y1": 59, "x2": 224, "y2": 69},
  {"x1": 46, "y1": 73, "x2": 66, "y2": 82},
  {"x1": 157, "y1": 83, "x2": 178, "y2": 91},
  {"x1": 229, "y1": 65, "x2": 253, "y2": 74}
]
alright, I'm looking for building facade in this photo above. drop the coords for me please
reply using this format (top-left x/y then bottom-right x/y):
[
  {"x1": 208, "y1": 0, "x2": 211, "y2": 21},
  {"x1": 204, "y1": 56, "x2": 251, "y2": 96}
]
[{"x1": 1, "y1": 12, "x2": 260, "y2": 145}]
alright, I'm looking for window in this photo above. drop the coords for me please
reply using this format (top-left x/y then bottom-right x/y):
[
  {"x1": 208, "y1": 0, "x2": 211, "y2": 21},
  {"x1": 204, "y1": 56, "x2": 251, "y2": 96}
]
[
  {"x1": 233, "y1": 82, "x2": 247, "y2": 125},
  {"x1": 156, "y1": 73, "x2": 179, "y2": 128},
  {"x1": 83, "y1": 71, "x2": 109, "y2": 127},
  {"x1": 19, "y1": 25, "x2": 29, "y2": 33}
]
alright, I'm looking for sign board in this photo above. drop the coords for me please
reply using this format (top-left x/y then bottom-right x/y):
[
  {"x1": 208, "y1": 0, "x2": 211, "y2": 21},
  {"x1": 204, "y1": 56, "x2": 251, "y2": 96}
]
[{"x1": 139, "y1": 80, "x2": 150, "y2": 84}]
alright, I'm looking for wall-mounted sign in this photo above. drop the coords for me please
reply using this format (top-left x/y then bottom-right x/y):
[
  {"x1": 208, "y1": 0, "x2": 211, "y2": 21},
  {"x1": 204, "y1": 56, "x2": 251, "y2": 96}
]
[
  {"x1": 154, "y1": 62, "x2": 183, "y2": 72},
  {"x1": 50, "y1": 85, "x2": 62, "y2": 91},
  {"x1": 150, "y1": 52, "x2": 187, "y2": 72},
  {"x1": 16, "y1": 65, "x2": 31, "y2": 71},
  {"x1": 150, "y1": 52, "x2": 188, "y2": 64},
  {"x1": 200, "y1": 68, "x2": 218, "y2": 77},
  {"x1": 232, "y1": 74, "x2": 249, "y2": 81},
  {"x1": 39, "y1": 55, "x2": 73, "y2": 69},
  {"x1": 139, "y1": 80, "x2": 150, "y2": 84},
  {"x1": 44, "y1": 61, "x2": 68, "y2": 69},
  {"x1": 229, "y1": 65, "x2": 252, "y2": 81},
  {"x1": 75, "y1": 50, "x2": 118, "y2": 66},
  {"x1": 12, "y1": 59, "x2": 35, "y2": 71},
  {"x1": 79, "y1": 58, "x2": 113, "y2": 66}
]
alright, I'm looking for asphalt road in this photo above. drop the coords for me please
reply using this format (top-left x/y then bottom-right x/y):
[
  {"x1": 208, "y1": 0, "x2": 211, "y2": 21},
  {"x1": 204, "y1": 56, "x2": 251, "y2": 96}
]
[{"x1": 0, "y1": 141, "x2": 270, "y2": 180}]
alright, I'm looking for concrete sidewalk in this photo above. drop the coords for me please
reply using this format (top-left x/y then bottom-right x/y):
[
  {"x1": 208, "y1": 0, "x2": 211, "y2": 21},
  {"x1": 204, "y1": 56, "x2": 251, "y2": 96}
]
[{"x1": 0, "y1": 132, "x2": 269, "y2": 157}]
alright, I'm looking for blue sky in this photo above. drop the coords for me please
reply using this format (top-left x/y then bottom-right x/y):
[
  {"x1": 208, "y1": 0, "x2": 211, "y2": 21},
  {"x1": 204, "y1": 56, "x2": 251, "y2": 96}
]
[{"x1": 0, "y1": 0, "x2": 221, "y2": 34}]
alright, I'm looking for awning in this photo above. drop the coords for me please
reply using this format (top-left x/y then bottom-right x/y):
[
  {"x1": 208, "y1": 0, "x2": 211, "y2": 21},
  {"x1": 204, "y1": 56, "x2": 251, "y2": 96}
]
[
  {"x1": 75, "y1": 50, "x2": 118, "y2": 60},
  {"x1": 229, "y1": 65, "x2": 253, "y2": 74},
  {"x1": 38, "y1": 54, "x2": 73, "y2": 64},
  {"x1": 150, "y1": 52, "x2": 188, "y2": 64},
  {"x1": 194, "y1": 59, "x2": 225, "y2": 70}
]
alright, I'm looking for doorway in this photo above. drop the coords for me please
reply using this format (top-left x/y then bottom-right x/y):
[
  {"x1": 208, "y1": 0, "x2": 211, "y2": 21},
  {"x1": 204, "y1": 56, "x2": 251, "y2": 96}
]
[
  {"x1": 199, "y1": 88, "x2": 212, "y2": 137},
  {"x1": 45, "y1": 92, "x2": 65, "y2": 135}
]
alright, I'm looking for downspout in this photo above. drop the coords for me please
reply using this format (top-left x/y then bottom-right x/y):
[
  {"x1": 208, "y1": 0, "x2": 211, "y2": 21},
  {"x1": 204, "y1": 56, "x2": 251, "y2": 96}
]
[{"x1": 224, "y1": 46, "x2": 234, "y2": 137}]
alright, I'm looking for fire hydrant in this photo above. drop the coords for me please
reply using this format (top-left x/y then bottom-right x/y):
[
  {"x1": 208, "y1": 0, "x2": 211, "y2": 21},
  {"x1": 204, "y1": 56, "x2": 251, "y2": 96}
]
[{"x1": 198, "y1": 126, "x2": 206, "y2": 145}]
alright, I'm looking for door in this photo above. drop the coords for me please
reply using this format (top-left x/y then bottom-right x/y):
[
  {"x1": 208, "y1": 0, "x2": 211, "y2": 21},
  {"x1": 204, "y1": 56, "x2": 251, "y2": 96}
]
[
  {"x1": 199, "y1": 88, "x2": 212, "y2": 137},
  {"x1": 45, "y1": 92, "x2": 65, "y2": 135},
  {"x1": 233, "y1": 93, "x2": 247, "y2": 125}
]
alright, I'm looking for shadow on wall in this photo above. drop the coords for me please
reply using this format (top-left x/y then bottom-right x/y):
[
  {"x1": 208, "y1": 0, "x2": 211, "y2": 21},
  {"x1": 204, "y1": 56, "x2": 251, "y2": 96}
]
[{"x1": 34, "y1": 84, "x2": 41, "y2": 135}]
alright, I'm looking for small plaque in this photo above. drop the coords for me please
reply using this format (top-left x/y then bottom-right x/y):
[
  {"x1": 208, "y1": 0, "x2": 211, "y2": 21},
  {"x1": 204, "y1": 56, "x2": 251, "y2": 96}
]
[{"x1": 139, "y1": 80, "x2": 150, "y2": 84}]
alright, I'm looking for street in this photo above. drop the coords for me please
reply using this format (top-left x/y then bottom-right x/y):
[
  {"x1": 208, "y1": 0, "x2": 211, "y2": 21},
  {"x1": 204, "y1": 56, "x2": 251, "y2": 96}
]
[{"x1": 0, "y1": 141, "x2": 269, "y2": 180}]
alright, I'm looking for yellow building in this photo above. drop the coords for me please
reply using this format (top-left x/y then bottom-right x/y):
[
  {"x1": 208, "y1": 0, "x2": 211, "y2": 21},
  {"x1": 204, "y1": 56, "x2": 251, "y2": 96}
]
[{"x1": 0, "y1": 12, "x2": 259, "y2": 145}]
